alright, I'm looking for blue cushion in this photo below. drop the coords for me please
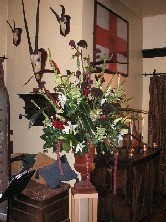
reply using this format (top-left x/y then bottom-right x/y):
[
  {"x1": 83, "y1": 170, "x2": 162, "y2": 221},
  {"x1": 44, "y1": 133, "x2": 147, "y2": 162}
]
[{"x1": 39, "y1": 155, "x2": 78, "y2": 188}]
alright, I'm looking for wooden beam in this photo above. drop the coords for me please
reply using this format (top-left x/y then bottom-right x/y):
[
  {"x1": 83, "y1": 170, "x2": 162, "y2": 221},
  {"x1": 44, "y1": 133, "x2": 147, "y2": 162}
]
[{"x1": 142, "y1": 47, "x2": 166, "y2": 58}]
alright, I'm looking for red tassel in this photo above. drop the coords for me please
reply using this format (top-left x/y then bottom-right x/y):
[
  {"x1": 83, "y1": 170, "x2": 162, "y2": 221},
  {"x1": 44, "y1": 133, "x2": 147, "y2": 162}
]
[
  {"x1": 86, "y1": 144, "x2": 91, "y2": 187},
  {"x1": 113, "y1": 153, "x2": 118, "y2": 194},
  {"x1": 56, "y1": 142, "x2": 64, "y2": 176}
]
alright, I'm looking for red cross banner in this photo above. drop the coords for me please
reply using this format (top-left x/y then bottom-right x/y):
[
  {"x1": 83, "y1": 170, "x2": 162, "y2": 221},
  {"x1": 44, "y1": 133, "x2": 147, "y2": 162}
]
[{"x1": 95, "y1": 3, "x2": 128, "y2": 76}]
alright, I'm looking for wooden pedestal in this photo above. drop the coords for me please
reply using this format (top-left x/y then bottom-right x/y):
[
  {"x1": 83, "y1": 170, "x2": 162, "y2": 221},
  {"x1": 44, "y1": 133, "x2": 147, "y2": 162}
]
[{"x1": 71, "y1": 187, "x2": 98, "y2": 222}]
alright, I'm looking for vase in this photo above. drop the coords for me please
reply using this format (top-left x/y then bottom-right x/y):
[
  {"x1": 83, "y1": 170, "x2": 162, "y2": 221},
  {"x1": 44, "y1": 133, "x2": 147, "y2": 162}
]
[{"x1": 74, "y1": 146, "x2": 96, "y2": 193}]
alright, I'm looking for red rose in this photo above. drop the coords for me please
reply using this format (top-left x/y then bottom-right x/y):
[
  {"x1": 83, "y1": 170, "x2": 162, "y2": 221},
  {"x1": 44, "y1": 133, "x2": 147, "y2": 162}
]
[
  {"x1": 101, "y1": 115, "x2": 107, "y2": 120},
  {"x1": 83, "y1": 88, "x2": 90, "y2": 96},
  {"x1": 52, "y1": 120, "x2": 65, "y2": 130}
]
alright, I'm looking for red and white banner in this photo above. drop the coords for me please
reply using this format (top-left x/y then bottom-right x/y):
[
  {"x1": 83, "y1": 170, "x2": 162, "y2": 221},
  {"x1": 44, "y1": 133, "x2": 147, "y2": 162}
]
[{"x1": 96, "y1": 4, "x2": 128, "y2": 75}]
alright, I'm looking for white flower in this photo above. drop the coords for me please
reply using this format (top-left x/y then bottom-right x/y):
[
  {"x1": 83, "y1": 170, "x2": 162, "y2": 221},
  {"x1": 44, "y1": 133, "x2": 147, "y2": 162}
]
[
  {"x1": 118, "y1": 135, "x2": 123, "y2": 141},
  {"x1": 58, "y1": 93, "x2": 67, "y2": 108},
  {"x1": 113, "y1": 117, "x2": 122, "y2": 125},
  {"x1": 105, "y1": 86, "x2": 111, "y2": 97},
  {"x1": 75, "y1": 142, "x2": 86, "y2": 153},
  {"x1": 101, "y1": 98, "x2": 106, "y2": 105},
  {"x1": 62, "y1": 125, "x2": 70, "y2": 134},
  {"x1": 120, "y1": 128, "x2": 128, "y2": 135},
  {"x1": 71, "y1": 124, "x2": 78, "y2": 134},
  {"x1": 62, "y1": 122, "x2": 78, "y2": 134}
]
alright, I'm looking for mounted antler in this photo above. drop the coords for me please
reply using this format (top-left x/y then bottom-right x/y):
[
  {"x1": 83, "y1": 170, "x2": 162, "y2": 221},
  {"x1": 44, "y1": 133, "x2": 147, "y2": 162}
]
[
  {"x1": 22, "y1": 0, "x2": 42, "y2": 83},
  {"x1": 7, "y1": 20, "x2": 22, "y2": 47},
  {"x1": 50, "y1": 4, "x2": 71, "y2": 37},
  {"x1": 22, "y1": 0, "x2": 33, "y2": 55},
  {"x1": 22, "y1": 0, "x2": 54, "y2": 85}
]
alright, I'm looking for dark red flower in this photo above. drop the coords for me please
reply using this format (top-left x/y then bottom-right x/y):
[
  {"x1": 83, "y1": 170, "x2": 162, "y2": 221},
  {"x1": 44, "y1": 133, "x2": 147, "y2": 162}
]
[
  {"x1": 101, "y1": 115, "x2": 107, "y2": 120},
  {"x1": 77, "y1": 40, "x2": 88, "y2": 48},
  {"x1": 75, "y1": 70, "x2": 81, "y2": 78},
  {"x1": 52, "y1": 120, "x2": 65, "y2": 130},
  {"x1": 69, "y1": 40, "x2": 76, "y2": 48},
  {"x1": 102, "y1": 102, "x2": 112, "y2": 114},
  {"x1": 83, "y1": 88, "x2": 90, "y2": 96},
  {"x1": 91, "y1": 87, "x2": 103, "y2": 98}
]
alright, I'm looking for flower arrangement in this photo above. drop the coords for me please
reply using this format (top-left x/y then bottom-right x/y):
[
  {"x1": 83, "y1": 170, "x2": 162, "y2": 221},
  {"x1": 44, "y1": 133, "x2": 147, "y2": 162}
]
[{"x1": 29, "y1": 40, "x2": 130, "y2": 159}]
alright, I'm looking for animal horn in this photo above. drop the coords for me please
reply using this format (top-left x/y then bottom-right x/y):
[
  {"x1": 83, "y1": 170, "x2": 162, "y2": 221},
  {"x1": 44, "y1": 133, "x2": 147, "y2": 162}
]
[
  {"x1": 7, "y1": 21, "x2": 13, "y2": 31},
  {"x1": 60, "y1": 5, "x2": 65, "y2": 19},
  {"x1": 22, "y1": 0, "x2": 33, "y2": 55},
  {"x1": 34, "y1": 0, "x2": 40, "y2": 54},
  {"x1": 13, "y1": 20, "x2": 15, "y2": 30},
  {"x1": 50, "y1": 7, "x2": 60, "y2": 22}
]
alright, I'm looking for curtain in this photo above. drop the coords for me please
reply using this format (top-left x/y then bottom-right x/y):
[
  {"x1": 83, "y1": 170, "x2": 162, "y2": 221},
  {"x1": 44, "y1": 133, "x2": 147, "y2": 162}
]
[
  {"x1": 148, "y1": 75, "x2": 166, "y2": 160},
  {"x1": 148, "y1": 75, "x2": 166, "y2": 195}
]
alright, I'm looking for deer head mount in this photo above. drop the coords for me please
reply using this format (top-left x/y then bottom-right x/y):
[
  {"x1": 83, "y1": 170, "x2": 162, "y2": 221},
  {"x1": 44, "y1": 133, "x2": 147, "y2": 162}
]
[
  {"x1": 7, "y1": 20, "x2": 22, "y2": 47},
  {"x1": 22, "y1": 0, "x2": 51, "y2": 84},
  {"x1": 22, "y1": 0, "x2": 41, "y2": 83},
  {"x1": 50, "y1": 5, "x2": 71, "y2": 37}
]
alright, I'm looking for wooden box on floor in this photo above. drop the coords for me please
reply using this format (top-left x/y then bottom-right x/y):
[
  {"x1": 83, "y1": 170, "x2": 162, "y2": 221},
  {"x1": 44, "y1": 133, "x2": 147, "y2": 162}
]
[{"x1": 9, "y1": 180, "x2": 70, "y2": 222}]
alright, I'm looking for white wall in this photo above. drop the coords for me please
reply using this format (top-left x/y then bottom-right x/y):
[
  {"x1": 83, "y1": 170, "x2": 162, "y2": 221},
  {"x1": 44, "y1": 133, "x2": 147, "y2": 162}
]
[
  {"x1": 142, "y1": 14, "x2": 166, "y2": 144},
  {"x1": 143, "y1": 14, "x2": 166, "y2": 49}
]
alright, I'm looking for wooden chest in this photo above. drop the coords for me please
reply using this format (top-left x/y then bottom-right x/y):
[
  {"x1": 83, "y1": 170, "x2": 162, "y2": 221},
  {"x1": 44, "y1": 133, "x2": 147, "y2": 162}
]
[{"x1": 10, "y1": 180, "x2": 70, "y2": 222}]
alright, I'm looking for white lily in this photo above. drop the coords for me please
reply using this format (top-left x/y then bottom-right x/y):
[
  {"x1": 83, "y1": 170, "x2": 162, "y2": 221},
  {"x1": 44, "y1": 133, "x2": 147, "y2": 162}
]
[
  {"x1": 113, "y1": 117, "x2": 122, "y2": 125},
  {"x1": 62, "y1": 121, "x2": 78, "y2": 134},
  {"x1": 75, "y1": 142, "x2": 86, "y2": 153},
  {"x1": 58, "y1": 93, "x2": 67, "y2": 108},
  {"x1": 101, "y1": 98, "x2": 106, "y2": 105}
]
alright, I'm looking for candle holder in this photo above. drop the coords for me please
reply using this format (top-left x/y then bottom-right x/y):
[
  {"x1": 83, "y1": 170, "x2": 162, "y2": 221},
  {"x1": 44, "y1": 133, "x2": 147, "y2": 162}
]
[
  {"x1": 152, "y1": 143, "x2": 158, "y2": 148},
  {"x1": 143, "y1": 144, "x2": 147, "y2": 152}
]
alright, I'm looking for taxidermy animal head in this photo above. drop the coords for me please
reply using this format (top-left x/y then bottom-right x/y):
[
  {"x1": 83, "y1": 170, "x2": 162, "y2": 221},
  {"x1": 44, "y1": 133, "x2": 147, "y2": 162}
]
[
  {"x1": 22, "y1": 0, "x2": 44, "y2": 83},
  {"x1": 50, "y1": 5, "x2": 71, "y2": 37},
  {"x1": 7, "y1": 20, "x2": 22, "y2": 47}
]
